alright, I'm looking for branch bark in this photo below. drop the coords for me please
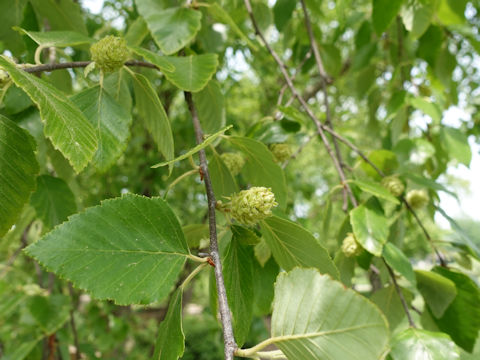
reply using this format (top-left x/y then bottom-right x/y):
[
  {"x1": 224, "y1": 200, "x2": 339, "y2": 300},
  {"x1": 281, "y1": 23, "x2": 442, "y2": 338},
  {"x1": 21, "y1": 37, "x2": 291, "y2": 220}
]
[
  {"x1": 300, "y1": 0, "x2": 350, "y2": 210},
  {"x1": 184, "y1": 91, "x2": 236, "y2": 360},
  {"x1": 22, "y1": 60, "x2": 158, "y2": 73},
  {"x1": 243, "y1": 0, "x2": 357, "y2": 209}
]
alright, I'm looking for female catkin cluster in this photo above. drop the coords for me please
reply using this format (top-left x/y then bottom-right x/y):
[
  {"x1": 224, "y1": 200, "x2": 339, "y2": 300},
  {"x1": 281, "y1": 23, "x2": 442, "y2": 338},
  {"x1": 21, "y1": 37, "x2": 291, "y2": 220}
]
[
  {"x1": 220, "y1": 152, "x2": 245, "y2": 176},
  {"x1": 406, "y1": 189, "x2": 429, "y2": 209},
  {"x1": 381, "y1": 176, "x2": 405, "y2": 197},
  {"x1": 230, "y1": 187, "x2": 278, "y2": 226},
  {"x1": 270, "y1": 143, "x2": 292, "y2": 163},
  {"x1": 341, "y1": 232, "x2": 363, "y2": 257},
  {"x1": 90, "y1": 35, "x2": 129, "y2": 73}
]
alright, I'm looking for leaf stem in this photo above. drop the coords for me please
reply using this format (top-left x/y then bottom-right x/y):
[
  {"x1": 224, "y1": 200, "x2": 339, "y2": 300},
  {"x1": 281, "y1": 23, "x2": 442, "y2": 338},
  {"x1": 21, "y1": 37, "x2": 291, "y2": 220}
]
[
  {"x1": 163, "y1": 169, "x2": 199, "y2": 199},
  {"x1": 184, "y1": 91, "x2": 236, "y2": 360},
  {"x1": 181, "y1": 262, "x2": 208, "y2": 289}
]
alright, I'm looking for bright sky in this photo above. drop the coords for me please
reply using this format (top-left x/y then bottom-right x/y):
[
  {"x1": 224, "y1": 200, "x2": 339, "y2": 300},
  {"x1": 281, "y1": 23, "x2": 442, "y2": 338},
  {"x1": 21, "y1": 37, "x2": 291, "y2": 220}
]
[{"x1": 81, "y1": 0, "x2": 479, "y2": 227}]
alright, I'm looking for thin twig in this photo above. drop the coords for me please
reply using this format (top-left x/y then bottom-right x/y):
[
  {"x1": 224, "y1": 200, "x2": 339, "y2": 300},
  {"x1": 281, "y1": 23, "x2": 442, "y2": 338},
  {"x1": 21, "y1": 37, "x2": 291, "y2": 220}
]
[
  {"x1": 244, "y1": 0, "x2": 357, "y2": 210},
  {"x1": 184, "y1": 91, "x2": 236, "y2": 360},
  {"x1": 68, "y1": 284, "x2": 80, "y2": 360},
  {"x1": 384, "y1": 260, "x2": 416, "y2": 328},
  {"x1": 282, "y1": 133, "x2": 315, "y2": 169},
  {"x1": 300, "y1": 0, "x2": 349, "y2": 210},
  {"x1": 22, "y1": 60, "x2": 158, "y2": 73}
]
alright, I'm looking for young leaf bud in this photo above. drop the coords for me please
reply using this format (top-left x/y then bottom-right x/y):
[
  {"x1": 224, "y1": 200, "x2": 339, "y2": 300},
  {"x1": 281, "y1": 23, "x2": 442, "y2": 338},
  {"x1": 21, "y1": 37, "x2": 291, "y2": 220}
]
[
  {"x1": 406, "y1": 189, "x2": 429, "y2": 209},
  {"x1": 220, "y1": 152, "x2": 245, "y2": 176},
  {"x1": 230, "y1": 187, "x2": 278, "y2": 226},
  {"x1": 381, "y1": 176, "x2": 405, "y2": 197},
  {"x1": 269, "y1": 143, "x2": 292, "y2": 163},
  {"x1": 341, "y1": 232, "x2": 363, "y2": 257},
  {"x1": 90, "y1": 35, "x2": 129, "y2": 73}
]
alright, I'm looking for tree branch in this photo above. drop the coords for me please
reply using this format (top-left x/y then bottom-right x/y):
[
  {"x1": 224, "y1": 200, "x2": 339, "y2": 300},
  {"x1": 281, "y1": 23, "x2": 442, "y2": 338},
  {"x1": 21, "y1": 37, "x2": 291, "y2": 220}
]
[
  {"x1": 300, "y1": 0, "x2": 349, "y2": 210},
  {"x1": 22, "y1": 60, "x2": 159, "y2": 73},
  {"x1": 244, "y1": 0, "x2": 357, "y2": 209},
  {"x1": 384, "y1": 260, "x2": 416, "y2": 328},
  {"x1": 184, "y1": 91, "x2": 236, "y2": 360}
]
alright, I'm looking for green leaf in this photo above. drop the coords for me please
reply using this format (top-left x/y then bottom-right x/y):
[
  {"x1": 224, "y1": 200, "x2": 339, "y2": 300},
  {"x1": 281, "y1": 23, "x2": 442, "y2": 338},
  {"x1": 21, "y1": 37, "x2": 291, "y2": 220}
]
[
  {"x1": 0, "y1": 56, "x2": 97, "y2": 172},
  {"x1": 231, "y1": 225, "x2": 260, "y2": 246},
  {"x1": 261, "y1": 216, "x2": 339, "y2": 279},
  {"x1": 401, "y1": 0, "x2": 436, "y2": 39},
  {"x1": 132, "y1": 48, "x2": 219, "y2": 92},
  {"x1": 402, "y1": 172, "x2": 457, "y2": 199},
  {"x1": 410, "y1": 97, "x2": 442, "y2": 123},
  {"x1": 30, "y1": 175, "x2": 77, "y2": 229},
  {"x1": 152, "y1": 288, "x2": 185, "y2": 360},
  {"x1": 129, "y1": 46, "x2": 175, "y2": 72},
  {"x1": 360, "y1": 149, "x2": 398, "y2": 179},
  {"x1": 350, "y1": 203, "x2": 388, "y2": 256},
  {"x1": 151, "y1": 125, "x2": 232, "y2": 168},
  {"x1": 383, "y1": 243, "x2": 416, "y2": 285},
  {"x1": 130, "y1": 72, "x2": 174, "y2": 169},
  {"x1": 273, "y1": 0, "x2": 296, "y2": 31},
  {"x1": 415, "y1": 270, "x2": 457, "y2": 318},
  {"x1": 371, "y1": 285, "x2": 410, "y2": 330},
  {"x1": 430, "y1": 267, "x2": 480, "y2": 352},
  {"x1": 25, "y1": 194, "x2": 190, "y2": 305},
  {"x1": 351, "y1": 179, "x2": 400, "y2": 204},
  {"x1": 30, "y1": 0, "x2": 87, "y2": 34},
  {"x1": 192, "y1": 80, "x2": 225, "y2": 133},
  {"x1": 253, "y1": 257, "x2": 278, "y2": 316},
  {"x1": 440, "y1": 127, "x2": 472, "y2": 166},
  {"x1": 13, "y1": 27, "x2": 93, "y2": 47},
  {"x1": 0, "y1": 115, "x2": 39, "y2": 237},
  {"x1": 136, "y1": 4, "x2": 201, "y2": 55},
  {"x1": 207, "y1": 3, "x2": 257, "y2": 50},
  {"x1": 27, "y1": 294, "x2": 70, "y2": 334},
  {"x1": 161, "y1": 55, "x2": 219, "y2": 92},
  {"x1": 391, "y1": 328, "x2": 460, "y2": 360},
  {"x1": 71, "y1": 85, "x2": 132, "y2": 171},
  {"x1": 223, "y1": 234, "x2": 254, "y2": 346},
  {"x1": 269, "y1": 268, "x2": 389, "y2": 360},
  {"x1": 437, "y1": 0, "x2": 467, "y2": 25},
  {"x1": 125, "y1": 17, "x2": 149, "y2": 47},
  {"x1": 227, "y1": 136, "x2": 288, "y2": 209},
  {"x1": 182, "y1": 224, "x2": 209, "y2": 249},
  {"x1": 372, "y1": 0, "x2": 404, "y2": 35},
  {"x1": 208, "y1": 151, "x2": 238, "y2": 199},
  {"x1": 0, "y1": 0, "x2": 27, "y2": 54},
  {"x1": 103, "y1": 70, "x2": 132, "y2": 113}
]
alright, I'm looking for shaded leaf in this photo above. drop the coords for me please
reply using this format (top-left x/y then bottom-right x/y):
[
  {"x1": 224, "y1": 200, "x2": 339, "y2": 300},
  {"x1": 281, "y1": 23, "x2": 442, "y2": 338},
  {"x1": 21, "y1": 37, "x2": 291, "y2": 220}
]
[
  {"x1": 352, "y1": 179, "x2": 400, "y2": 204},
  {"x1": 440, "y1": 127, "x2": 472, "y2": 166},
  {"x1": 223, "y1": 234, "x2": 254, "y2": 346},
  {"x1": 208, "y1": 151, "x2": 238, "y2": 199},
  {"x1": 30, "y1": 175, "x2": 76, "y2": 229},
  {"x1": 228, "y1": 136, "x2": 287, "y2": 209},
  {"x1": 431, "y1": 267, "x2": 480, "y2": 352},
  {"x1": 30, "y1": 0, "x2": 87, "y2": 34},
  {"x1": 261, "y1": 216, "x2": 339, "y2": 279},
  {"x1": 0, "y1": 115, "x2": 39, "y2": 237},
  {"x1": 13, "y1": 27, "x2": 93, "y2": 47},
  {"x1": 416, "y1": 270, "x2": 457, "y2": 318},
  {"x1": 130, "y1": 72, "x2": 174, "y2": 169},
  {"x1": 192, "y1": 80, "x2": 225, "y2": 133},
  {"x1": 152, "y1": 288, "x2": 185, "y2": 360},
  {"x1": 372, "y1": 0, "x2": 404, "y2": 35}
]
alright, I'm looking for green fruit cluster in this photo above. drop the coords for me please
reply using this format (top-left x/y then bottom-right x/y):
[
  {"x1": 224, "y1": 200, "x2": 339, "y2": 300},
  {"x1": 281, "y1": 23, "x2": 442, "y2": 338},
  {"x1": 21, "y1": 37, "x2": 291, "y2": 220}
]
[
  {"x1": 381, "y1": 176, "x2": 405, "y2": 197},
  {"x1": 230, "y1": 187, "x2": 278, "y2": 226},
  {"x1": 270, "y1": 143, "x2": 292, "y2": 163},
  {"x1": 406, "y1": 189, "x2": 429, "y2": 209},
  {"x1": 220, "y1": 152, "x2": 245, "y2": 176},
  {"x1": 90, "y1": 35, "x2": 129, "y2": 73},
  {"x1": 341, "y1": 233, "x2": 363, "y2": 257}
]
